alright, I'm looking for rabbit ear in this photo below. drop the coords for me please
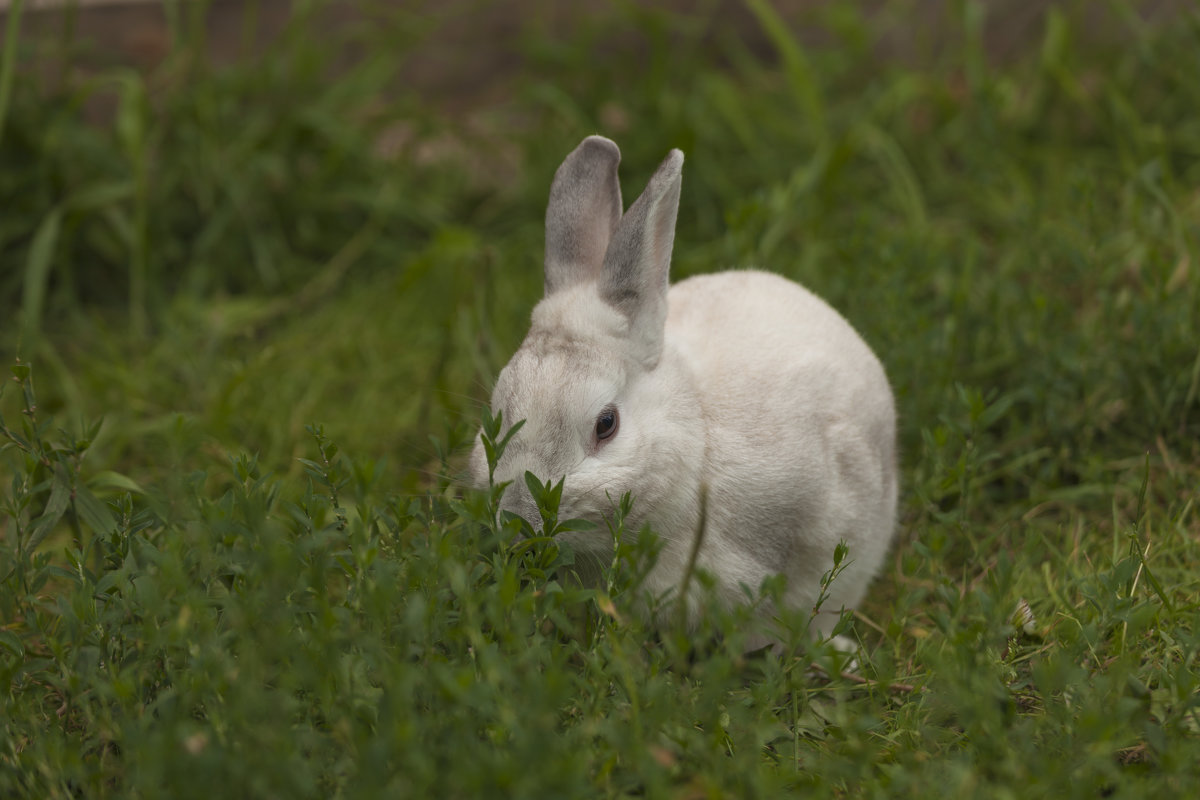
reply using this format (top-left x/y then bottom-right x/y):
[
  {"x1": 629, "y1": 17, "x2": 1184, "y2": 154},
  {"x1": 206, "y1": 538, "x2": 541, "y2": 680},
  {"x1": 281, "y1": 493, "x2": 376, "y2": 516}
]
[
  {"x1": 544, "y1": 136, "x2": 623, "y2": 296},
  {"x1": 600, "y1": 148, "x2": 683, "y2": 365}
]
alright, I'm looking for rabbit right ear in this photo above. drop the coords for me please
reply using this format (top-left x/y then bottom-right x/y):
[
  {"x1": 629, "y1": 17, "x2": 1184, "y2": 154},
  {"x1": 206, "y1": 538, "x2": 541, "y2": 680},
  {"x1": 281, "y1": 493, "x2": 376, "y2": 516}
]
[
  {"x1": 543, "y1": 136, "x2": 624, "y2": 296},
  {"x1": 598, "y1": 148, "x2": 683, "y2": 367}
]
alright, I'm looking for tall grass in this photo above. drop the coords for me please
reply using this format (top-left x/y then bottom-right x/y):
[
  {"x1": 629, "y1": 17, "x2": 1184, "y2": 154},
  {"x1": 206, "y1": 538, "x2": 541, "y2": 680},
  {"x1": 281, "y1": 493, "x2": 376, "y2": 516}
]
[{"x1": 2, "y1": 0, "x2": 1199, "y2": 796}]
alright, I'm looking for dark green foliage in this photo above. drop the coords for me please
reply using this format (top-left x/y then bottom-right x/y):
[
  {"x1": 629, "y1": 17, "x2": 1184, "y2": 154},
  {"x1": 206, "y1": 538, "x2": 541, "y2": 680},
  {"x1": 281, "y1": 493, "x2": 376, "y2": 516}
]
[{"x1": 1, "y1": 0, "x2": 1199, "y2": 796}]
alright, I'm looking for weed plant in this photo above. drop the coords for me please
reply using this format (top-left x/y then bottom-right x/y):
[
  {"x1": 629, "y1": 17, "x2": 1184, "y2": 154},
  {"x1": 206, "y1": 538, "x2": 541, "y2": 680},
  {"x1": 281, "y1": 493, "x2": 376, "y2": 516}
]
[{"x1": 2, "y1": 0, "x2": 1199, "y2": 797}]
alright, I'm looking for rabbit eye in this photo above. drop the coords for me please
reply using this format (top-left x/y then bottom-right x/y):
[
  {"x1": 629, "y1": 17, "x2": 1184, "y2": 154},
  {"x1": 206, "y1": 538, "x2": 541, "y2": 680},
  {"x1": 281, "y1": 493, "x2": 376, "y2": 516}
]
[{"x1": 594, "y1": 406, "x2": 619, "y2": 442}]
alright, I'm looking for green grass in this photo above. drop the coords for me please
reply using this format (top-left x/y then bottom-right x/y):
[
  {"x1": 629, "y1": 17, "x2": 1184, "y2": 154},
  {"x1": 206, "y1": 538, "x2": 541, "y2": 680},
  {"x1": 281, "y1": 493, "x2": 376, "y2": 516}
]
[{"x1": 2, "y1": 0, "x2": 1199, "y2": 796}]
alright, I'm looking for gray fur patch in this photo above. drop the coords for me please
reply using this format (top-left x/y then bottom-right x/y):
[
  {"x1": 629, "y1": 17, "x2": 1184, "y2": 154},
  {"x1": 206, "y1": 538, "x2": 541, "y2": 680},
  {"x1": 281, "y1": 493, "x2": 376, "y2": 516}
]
[{"x1": 544, "y1": 136, "x2": 623, "y2": 296}]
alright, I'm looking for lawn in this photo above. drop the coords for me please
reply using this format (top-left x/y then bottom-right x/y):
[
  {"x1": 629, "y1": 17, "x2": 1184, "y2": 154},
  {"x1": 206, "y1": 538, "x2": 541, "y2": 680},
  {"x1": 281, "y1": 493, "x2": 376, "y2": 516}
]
[{"x1": 1, "y1": 1, "x2": 1199, "y2": 797}]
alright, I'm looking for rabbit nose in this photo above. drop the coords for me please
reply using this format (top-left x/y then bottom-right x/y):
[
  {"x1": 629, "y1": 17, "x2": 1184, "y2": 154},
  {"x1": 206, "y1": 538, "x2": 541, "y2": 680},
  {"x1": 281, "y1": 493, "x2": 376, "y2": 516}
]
[{"x1": 499, "y1": 481, "x2": 541, "y2": 531}]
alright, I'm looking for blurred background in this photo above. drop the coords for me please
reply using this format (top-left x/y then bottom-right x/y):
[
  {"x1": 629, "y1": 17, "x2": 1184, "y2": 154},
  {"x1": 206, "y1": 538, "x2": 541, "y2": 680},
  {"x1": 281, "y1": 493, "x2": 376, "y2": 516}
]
[{"x1": 1, "y1": 0, "x2": 1197, "y2": 503}]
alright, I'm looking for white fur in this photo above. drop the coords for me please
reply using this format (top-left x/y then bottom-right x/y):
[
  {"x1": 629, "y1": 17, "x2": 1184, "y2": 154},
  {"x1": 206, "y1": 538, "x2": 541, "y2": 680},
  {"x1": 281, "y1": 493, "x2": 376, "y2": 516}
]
[{"x1": 470, "y1": 136, "x2": 897, "y2": 639}]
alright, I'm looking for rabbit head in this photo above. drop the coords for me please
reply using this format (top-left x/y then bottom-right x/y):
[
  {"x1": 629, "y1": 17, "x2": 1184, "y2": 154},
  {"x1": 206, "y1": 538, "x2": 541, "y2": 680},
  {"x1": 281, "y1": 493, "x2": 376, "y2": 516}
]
[{"x1": 469, "y1": 136, "x2": 705, "y2": 567}]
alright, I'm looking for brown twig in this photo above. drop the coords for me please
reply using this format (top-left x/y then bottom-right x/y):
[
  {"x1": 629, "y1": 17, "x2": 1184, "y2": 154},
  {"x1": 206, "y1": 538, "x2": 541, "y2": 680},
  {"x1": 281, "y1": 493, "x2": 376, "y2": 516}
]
[{"x1": 808, "y1": 663, "x2": 922, "y2": 694}]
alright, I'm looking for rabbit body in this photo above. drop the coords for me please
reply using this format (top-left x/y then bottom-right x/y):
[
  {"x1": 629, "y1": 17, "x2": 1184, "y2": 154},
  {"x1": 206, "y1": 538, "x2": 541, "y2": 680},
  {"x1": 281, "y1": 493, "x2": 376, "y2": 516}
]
[
  {"x1": 664, "y1": 270, "x2": 896, "y2": 630},
  {"x1": 471, "y1": 136, "x2": 897, "y2": 635}
]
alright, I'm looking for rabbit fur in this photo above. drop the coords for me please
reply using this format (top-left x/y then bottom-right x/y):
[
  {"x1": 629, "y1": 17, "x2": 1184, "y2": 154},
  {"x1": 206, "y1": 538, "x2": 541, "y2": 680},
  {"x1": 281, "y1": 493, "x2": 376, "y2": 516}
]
[{"x1": 470, "y1": 135, "x2": 897, "y2": 639}]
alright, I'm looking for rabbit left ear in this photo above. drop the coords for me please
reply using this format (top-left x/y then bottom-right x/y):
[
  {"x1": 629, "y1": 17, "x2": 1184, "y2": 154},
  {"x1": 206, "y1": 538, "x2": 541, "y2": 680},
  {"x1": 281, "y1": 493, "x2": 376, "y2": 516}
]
[
  {"x1": 544, "y1": 136, "x2": 624, "y2": 296},
  {"x1": 600, "y1": 148, "x2": 683, "y2": 366}
]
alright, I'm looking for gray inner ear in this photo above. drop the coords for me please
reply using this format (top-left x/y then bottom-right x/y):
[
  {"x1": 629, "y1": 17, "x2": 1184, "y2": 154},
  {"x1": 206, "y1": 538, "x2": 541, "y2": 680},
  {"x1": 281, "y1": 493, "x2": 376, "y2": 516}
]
[
  {"x1": 599, "y1": 149, "x2": 684, "y2": 357},
  {"x1": 543, "y1": 136, "x2": 623, "y2": 296}
]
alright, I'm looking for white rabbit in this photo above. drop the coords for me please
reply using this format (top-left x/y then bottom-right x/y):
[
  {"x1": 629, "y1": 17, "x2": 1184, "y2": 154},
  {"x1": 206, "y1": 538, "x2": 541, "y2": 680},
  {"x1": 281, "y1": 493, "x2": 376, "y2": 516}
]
[{"x1": 470, "y1": 135, "x2": 897, "y2": 641}]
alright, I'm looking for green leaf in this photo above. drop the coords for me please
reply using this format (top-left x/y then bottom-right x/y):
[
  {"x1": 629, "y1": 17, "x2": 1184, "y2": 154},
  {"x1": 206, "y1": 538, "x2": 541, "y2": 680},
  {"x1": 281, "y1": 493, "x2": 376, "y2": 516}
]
[
  {"x1": 89, "y1": 470, "x2": 147, "y2": 496},
  {"x1": 95, "y1": 570, "x2": 128, "y2": 596},
  {"x1": 484, "y1": 415, "x2": 526, "y2": 481},
  {"x1": 496, "y1": 418, "x2": 526, "y2": 454},
  {"x1": 524, "y1": 470, "x2": 547, "y2": 502},
  {"x1": 74, "y1": 483, "x2": 117, "y2": 536},
  {"x1": 0, "y1": 630, "x2": 23, "y2": 659},
  {"x1": 297, "y1": 458, "x2": 328, "y2": 480},
  {"x1": 39, "y1": 565, "x2": 81, "y2": 586},
  {"x1": 552, "y1": 518, "x2": 596, "y2": 535},
  {"x1": 26, "y1": 471, "x2": 71, "y2": 551}
]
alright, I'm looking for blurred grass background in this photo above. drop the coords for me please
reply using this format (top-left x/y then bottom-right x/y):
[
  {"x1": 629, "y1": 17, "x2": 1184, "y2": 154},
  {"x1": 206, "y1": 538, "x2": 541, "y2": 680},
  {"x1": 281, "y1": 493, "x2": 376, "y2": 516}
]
[
  {"x1": 1, "y1": 0, "x2": 1199, "y2": 796},
  {"x1": 3, "y1": 0, "x2": 1193, "y2": 495}
]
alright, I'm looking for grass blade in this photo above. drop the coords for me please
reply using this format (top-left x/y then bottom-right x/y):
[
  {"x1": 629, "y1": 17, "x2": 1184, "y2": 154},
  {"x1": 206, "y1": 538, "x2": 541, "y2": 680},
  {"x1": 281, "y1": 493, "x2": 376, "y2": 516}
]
[
  {"x1": 20, "y1": 207, "x2": 63, "y2": 353},
  {"x1": 744, "y1": 0, "x2": 827, "y2": 142}
]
